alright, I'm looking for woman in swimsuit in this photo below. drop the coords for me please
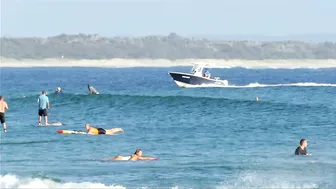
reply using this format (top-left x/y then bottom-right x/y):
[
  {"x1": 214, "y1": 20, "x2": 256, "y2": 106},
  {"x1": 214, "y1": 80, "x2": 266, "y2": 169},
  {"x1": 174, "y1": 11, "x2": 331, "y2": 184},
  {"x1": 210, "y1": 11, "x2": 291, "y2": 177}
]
[
  {"x1": 85, "y1": 123, "x2": 124, "y2": 135},
  {"x1": 110, "y1": 149, "x2": 158, "y2": 161}
]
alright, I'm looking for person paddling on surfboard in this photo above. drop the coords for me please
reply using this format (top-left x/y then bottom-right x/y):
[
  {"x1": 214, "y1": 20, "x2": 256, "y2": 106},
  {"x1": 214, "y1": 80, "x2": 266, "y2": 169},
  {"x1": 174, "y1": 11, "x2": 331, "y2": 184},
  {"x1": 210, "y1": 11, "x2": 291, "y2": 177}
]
[
  {"x1": 85, "y1": 123, "x2": 124, "y2": 135},
  {"x1": 110, "y1": 149, "x2": 158, "y2": 161}
]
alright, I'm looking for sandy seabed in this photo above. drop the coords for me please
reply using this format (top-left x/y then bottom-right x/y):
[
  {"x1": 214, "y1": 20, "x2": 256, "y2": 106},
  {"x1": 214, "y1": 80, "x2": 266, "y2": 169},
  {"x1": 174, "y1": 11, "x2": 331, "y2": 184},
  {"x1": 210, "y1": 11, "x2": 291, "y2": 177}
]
[{"x1": 1, "y1": 58, "x2": 336, "y2": 69}]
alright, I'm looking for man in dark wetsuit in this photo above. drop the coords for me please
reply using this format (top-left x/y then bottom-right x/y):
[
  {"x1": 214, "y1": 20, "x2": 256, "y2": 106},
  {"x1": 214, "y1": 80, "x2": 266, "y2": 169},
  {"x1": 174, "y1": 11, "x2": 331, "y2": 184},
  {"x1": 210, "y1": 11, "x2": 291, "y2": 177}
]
[{"x1": 295, "y1": 139, "x2": 310, "y2": 155}]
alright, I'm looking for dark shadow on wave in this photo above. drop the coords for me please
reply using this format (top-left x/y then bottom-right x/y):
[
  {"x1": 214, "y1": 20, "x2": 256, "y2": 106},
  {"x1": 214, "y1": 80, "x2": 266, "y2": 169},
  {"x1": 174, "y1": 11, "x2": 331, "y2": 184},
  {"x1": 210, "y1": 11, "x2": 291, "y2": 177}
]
[
  {"x1": 7, "y1": 92, "x2": 333, "y2": 112},
  {"x1": 1, "y1": 140, "x2": 59, "y2": 145}
]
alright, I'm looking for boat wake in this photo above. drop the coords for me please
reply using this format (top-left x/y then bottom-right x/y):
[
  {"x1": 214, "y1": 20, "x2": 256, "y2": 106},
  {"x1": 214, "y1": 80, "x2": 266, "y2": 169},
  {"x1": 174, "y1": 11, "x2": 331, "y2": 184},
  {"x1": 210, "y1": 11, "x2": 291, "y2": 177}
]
[{"x1": 183, "y1": 82, "x2": 336, "y2": 88}]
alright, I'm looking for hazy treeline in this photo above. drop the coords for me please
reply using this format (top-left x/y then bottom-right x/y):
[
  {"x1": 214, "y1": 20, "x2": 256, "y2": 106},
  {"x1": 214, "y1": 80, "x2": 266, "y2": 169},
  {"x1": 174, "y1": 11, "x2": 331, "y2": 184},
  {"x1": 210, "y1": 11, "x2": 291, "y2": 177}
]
[{"x1": 1, "y1": 33, "x2": 336, "y2": 60}]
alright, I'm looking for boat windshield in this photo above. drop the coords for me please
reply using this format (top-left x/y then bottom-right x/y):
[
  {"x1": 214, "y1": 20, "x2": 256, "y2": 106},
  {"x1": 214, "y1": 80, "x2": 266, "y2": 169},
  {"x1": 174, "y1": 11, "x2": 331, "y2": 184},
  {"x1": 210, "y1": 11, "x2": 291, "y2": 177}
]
[
  {"x1": 191, "y1": 64, "x2": 204, "y2": 74},
  {"x1": 190, "y1": 65, "x2": 198, "y2": 74}
]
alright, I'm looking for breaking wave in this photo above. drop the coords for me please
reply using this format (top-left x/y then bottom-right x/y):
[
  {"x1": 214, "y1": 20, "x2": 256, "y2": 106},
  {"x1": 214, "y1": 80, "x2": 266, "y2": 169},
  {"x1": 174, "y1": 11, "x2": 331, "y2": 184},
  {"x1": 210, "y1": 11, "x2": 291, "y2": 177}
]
[{"x1": 0, "y1": 174, "x2": 126, "y2": 189}]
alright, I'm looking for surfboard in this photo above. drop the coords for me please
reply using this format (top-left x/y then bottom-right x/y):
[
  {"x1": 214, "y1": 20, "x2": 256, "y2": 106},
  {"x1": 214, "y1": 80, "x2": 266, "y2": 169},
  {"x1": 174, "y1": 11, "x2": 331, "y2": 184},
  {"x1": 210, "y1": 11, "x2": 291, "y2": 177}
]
[
  {"x1": 38, "y1": 122, "x2": 64, "y2": 126},
  {"x1": 57, "y1": 130, "x2": 87, "y2": 134}
]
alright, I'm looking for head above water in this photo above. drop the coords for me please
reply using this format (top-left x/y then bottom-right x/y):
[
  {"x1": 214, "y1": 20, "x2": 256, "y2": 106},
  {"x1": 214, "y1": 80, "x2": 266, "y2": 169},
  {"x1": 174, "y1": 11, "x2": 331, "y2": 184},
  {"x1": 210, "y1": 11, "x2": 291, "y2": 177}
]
[
  {"x1": 300, "y1": 139, "x2": 307, "y2": 147},
  {"x1": 134, "y1": 149, "x2": 143, "y2": 156},
  {"x1": 85, "y1": 123, "x2": 92, "y2": 130},
  {"x1": 56, "y1": 87, "x2": 61, "y2": 92}
]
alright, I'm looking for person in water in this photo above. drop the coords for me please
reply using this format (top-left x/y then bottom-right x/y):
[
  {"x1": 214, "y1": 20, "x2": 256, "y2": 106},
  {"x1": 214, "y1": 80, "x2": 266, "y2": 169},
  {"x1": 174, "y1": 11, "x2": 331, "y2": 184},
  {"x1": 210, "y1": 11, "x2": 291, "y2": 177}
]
[
  {"x1": 295, "y1": 139, "x2": 311, "y2": 155},
  {"x1": 85, "y1": 123, "x2": 124, "y2": 135},
  {"x1": 55, "y1": 87, "x2": 63, "y2": 94},
  {"x1": 88, "y1": 84, "x2": 99, "y2": 94},
  {"x1": 110, "y1": 149, "x2": 158, "y2": 161},
  {"x1": 0, "y1": 96, "x2": 9, "y2": 132}
]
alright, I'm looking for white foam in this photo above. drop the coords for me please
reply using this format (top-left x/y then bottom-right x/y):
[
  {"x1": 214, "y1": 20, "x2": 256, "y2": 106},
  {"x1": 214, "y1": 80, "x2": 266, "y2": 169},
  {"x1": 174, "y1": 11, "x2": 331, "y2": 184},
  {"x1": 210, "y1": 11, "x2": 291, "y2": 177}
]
[
  {"x1": 183, "y1": 82, "x2": 336, "y2": 88},
  {"x1": 0, "y1": 174, "x2": 181, "y2": 189},
  {"x1": 0, "y1": 174, "x2": 126, "y2": 189},
  {"x1": 216, "y1": 172, "x2": 321, "y2": 189}
]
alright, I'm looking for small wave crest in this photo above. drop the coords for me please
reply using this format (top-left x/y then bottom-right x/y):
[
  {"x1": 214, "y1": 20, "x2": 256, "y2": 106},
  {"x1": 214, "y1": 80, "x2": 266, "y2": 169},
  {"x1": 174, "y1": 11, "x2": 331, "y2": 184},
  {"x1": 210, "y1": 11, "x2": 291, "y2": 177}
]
[
  {"x1": 0, "y1": 174, "x2": 126, "y2": 189},
  {"x1": 215, "y1": 171, "x2": 325, "y2": 189}
]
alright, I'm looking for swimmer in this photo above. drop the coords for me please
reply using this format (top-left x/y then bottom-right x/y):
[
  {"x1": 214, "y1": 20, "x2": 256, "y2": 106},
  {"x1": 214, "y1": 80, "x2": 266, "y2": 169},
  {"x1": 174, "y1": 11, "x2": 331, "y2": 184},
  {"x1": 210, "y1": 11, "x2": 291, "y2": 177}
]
[
  {"x1": 55, "y1": 87, "x2": 63, "y2": 94},
  {"x1": 110, "y1": 149, "x2": 158, "y2": 161},
  {"x1": 85, "y1": 123, "x2": 124, "y2": 135},
  {"x1": 295, "y1": 139, "x2": 311, "y2": 155}
]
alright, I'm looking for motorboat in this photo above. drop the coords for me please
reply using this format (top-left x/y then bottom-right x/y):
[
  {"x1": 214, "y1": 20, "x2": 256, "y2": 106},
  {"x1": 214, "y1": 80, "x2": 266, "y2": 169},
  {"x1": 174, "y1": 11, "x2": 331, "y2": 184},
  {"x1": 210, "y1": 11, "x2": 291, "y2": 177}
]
[{"x1": 168, "y1": 63, "x2": 229, "y2": 88}]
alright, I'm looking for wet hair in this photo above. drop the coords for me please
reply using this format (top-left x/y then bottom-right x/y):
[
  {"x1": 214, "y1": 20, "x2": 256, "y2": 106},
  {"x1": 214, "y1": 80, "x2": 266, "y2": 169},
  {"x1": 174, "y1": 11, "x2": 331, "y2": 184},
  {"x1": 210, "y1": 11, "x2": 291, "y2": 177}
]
[
  {"x1": 0, "y1": 96, "x2": 3, "y2": 100},
  {"x1": 300, "y1": 139, "x2": 306, "y2": 145},
  {"x1": 134, "y1": 149, "x2": 142, "y2": 155},
  {"x1": 42, "y1": 91, "x2": 46, "y2": 94}
]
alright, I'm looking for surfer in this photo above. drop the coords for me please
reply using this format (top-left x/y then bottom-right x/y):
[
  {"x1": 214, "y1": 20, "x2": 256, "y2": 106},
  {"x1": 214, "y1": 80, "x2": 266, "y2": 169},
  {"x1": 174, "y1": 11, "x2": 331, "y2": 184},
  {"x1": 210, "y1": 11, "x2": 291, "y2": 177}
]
[
  {"x1": 295, "y1": 139, "x2": 311, "y2": 155},
  {"x1": 110, "y1": 149, "x2": 158, "y2": 161},
  {"x1": 0, "y1": 96, "x2": 9, "y2": 132},
  {"x1": 85, "y1": 123, "x2": 124, "y2": 135},
  {"x1": 55, "y1": 87, "x2": 63, "y2": 94},
  {"x1": 37, "y1": 91, "x2": 50, "y2": 125},
  {"x1": 88, "y1": 84, "x2": 99, "y2": 94}
]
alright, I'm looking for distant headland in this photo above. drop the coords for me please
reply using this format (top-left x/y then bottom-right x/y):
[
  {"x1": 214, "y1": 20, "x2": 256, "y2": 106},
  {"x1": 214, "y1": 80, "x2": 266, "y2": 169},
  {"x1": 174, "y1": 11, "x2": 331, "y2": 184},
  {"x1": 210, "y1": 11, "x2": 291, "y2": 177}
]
[{"x1": 1, "y1": 33, "x2": 336, "y2": 60}]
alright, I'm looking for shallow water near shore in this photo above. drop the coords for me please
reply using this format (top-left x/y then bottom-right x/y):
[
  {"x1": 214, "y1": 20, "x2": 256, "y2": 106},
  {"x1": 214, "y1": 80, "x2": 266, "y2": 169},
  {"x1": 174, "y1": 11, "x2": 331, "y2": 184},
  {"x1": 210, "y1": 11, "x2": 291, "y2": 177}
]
[{"x1": 0, "y1": 66, "x2": 336, "y2": 189}]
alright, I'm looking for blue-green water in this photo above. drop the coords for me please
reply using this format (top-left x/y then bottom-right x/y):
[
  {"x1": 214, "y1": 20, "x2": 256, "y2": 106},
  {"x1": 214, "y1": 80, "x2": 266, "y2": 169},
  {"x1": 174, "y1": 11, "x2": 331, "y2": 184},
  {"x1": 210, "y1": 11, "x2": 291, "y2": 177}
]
[{"x1": 0, "y1": 67, "x2": 336, "y2": 189}]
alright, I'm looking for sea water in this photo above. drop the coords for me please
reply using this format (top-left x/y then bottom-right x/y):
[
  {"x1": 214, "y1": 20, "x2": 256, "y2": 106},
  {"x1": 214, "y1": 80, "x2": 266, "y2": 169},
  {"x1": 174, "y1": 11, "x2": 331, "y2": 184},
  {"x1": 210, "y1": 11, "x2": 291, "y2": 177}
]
[{"x1": 0, "y1": 67, "x2": 335, "y2": 189}]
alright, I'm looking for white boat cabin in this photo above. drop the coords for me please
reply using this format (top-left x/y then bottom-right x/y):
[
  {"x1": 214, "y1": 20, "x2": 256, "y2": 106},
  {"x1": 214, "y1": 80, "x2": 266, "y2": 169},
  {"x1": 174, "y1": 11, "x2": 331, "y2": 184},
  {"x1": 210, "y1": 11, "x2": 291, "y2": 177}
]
[{"x1": 190, "y1": 63, "x2": 213, "y2": 78}]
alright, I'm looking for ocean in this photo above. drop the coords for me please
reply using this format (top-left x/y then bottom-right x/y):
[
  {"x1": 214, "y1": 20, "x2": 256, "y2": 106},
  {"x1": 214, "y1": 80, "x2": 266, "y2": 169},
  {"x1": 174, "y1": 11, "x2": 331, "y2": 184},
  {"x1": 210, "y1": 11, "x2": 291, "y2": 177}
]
[{"x1": 0, "y1": 66, "x2": 335, "y2": 189}]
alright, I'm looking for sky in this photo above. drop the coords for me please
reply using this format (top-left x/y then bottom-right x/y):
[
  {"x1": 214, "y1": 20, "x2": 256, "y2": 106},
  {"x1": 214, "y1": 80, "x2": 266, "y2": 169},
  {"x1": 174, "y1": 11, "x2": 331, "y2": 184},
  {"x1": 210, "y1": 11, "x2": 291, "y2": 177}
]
[{"x1": 1, "y1": 0, "x2": 335, "y2": 40}]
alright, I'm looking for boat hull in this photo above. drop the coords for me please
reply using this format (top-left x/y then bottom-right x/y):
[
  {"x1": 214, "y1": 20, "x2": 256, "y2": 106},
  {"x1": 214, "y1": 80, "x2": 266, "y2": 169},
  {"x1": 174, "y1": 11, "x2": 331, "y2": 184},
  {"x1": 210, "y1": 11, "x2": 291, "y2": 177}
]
[{"x1": 169, "y1": 72, "x2": 228, "y2": 87}]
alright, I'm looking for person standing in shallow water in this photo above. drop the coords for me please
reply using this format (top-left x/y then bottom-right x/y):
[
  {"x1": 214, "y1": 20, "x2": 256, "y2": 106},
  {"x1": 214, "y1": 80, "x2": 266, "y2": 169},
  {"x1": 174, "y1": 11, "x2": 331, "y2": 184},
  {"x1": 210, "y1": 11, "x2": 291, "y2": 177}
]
[
  {"x1": 0, "y1": 96, "x2": 9, "y2": 132},
  {"x1": 295, "y1": 139, "x2": 311, "y2": 155}
]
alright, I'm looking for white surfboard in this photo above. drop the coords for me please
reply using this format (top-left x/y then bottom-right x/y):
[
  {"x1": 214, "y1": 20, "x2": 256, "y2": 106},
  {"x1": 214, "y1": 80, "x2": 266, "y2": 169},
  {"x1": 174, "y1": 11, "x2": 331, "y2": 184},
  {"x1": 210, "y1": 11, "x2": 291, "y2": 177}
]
[{"x1": 38, "y1": 122, "x2": 64, "y2": 126}]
